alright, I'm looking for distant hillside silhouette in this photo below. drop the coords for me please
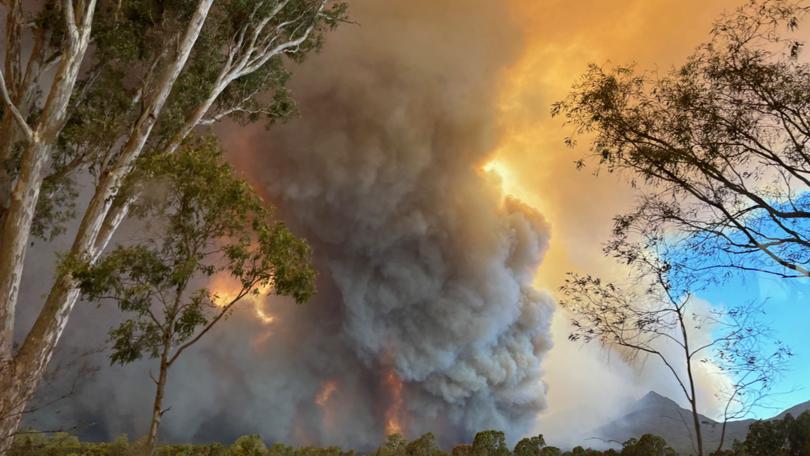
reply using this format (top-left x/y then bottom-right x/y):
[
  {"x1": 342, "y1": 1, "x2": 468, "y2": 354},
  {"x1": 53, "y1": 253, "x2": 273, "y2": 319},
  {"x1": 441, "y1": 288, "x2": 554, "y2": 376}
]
[{"x1": 595, "y1": 392, "x2": 810, "y2": 455}]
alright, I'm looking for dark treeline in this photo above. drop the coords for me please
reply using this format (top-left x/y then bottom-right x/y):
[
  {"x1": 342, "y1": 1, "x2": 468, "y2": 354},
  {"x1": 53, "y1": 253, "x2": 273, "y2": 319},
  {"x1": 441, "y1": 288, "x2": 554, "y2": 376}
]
[{"x1": 8, "y1": 409, "x2": 810, "y2": 456}]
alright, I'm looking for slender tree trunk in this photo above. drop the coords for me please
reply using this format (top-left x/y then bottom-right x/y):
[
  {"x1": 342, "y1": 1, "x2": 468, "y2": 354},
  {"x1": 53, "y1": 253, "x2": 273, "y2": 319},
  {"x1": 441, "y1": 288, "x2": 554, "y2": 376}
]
[
  {"x1": 716, "y1": 419, "x2": 729, "y2": 455},
  {"x1": 0, "y1": 0, "x2": 22, "y2": 226},
  {"x1": 146, "y1": 337, "x2": 172, "y2": 454},
  {"x1": 688, "y1": 395, "x2": 704, "y2": 456},
  {"x1": 715, "y1": 386, "x2": 742, "y2": 454},
  {"x1": 679, "y1": 309, "x2": 704, "y2": 456}
]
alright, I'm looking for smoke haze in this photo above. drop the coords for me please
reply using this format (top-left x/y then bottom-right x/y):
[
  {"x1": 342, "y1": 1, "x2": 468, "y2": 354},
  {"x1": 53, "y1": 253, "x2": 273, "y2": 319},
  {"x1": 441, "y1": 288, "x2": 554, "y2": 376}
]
[
  {"x1": 17, "y1": 0, "x2": 749, "y2": 450},
  {"x1": 21, "y1": 0, "x2": 555, "y2": 449},
  {"x1": 223, "y1": 0, "x2": 555, "y2": 445}
]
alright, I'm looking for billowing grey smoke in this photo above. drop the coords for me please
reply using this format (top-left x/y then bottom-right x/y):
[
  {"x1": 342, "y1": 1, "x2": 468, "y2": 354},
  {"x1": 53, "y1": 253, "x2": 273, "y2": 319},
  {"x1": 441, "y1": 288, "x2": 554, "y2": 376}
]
[
  {"x1": 21, "y1": 0, "x2": 555, "y2": 449},
  {"x1": 224, "y1": 0, "x2": 555, "y2": 445}
]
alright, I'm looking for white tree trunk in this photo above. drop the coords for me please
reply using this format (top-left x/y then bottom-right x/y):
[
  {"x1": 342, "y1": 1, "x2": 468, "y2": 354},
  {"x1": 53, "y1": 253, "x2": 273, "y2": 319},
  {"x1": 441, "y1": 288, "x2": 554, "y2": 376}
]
[
  {"x1": 0, "y1": 0, "x2": 97, "y2": 360},
  {"x1": 0, "y1": 1, "x2": 213, "y2": 450},
  {"x1": 0, "y1": 0, "x2": 328, "y2": 450}
]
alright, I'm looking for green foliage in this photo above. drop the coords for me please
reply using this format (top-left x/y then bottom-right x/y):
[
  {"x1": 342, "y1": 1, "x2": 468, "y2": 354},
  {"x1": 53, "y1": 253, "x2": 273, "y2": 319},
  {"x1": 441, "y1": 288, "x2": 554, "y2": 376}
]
[
  {"x1": 11, "y1": 415, "x2": 810, "y2": 456},
  {"x1": 230, "y1": 435, "x2": 267, "y2": 456},
  {"x1": 514, "y1": 435, "x2": 546, "y2": 456},
  {"x1": 618, "y1": 434, "x2": 676, "y2": 456},
  {"x1": 376, "y1": 434, "x2": 407, "y2": 456},
  {"x1": 551, "y1": 0, "x2": 810, "y2": 279},
  {"x1": 472, "y1": 431, "x2": 509, "y2": 456},
  {"x1": 74, "y1": 139, "x2": 316, "y2": 367},
  {"x1": 741, "y1": 411, "x2": 810, "y2": 456},
  {"x1": 405, "y1": 433, "x2": 440, "y2": 456},
  {"x1": 15, "y1": 0, "x2": 349, "y2": 240},
  {"x1": 67, "y1": 140, "x2": 315, "y2": 448}
]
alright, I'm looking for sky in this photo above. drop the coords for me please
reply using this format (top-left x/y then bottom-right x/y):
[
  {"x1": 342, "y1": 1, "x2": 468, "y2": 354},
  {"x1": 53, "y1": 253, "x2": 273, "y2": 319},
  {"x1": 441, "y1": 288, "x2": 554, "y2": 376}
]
[{"x1": 471, "y1": 0, "x2": 810, "y2": 431}]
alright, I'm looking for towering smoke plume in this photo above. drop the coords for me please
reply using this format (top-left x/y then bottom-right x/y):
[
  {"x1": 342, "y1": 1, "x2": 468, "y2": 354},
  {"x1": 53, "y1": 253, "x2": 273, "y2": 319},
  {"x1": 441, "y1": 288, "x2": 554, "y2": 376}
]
[
  {"x1": 224, "y1": 0, "x2": 554, "y2": 445},
  {"x1": 22, "y1": 0, "x2": 555, "y2": 449}
]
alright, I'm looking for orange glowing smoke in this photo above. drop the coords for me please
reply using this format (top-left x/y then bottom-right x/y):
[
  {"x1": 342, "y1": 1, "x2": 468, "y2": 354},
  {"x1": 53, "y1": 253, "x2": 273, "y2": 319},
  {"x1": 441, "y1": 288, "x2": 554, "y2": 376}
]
[
  {"x1": 208, "y1": 274, "x2": 275, "y2": 325},
  {"x1": 384, "y1": 370, "x2": 405, "y2": 436},
  {"x1": 315, "y1": 380, "x2": 338, "y2": 407},
  {"x1": 315, "y1": 379, "x2": 339, "y2": 436}
]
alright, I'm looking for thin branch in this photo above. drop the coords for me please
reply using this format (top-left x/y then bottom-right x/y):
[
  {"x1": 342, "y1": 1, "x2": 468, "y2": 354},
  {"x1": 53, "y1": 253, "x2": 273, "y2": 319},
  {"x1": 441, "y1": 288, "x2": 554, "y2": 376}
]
[{"x1": 0, "y1": 68, "x2": 33, "y2": 142}]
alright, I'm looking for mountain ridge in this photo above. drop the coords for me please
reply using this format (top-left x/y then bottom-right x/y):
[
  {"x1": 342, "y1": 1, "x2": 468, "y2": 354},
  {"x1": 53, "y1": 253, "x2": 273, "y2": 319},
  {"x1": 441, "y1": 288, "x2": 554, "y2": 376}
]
[{"x1": 595, "y1": 392, "x2": 810, "y2": 455}]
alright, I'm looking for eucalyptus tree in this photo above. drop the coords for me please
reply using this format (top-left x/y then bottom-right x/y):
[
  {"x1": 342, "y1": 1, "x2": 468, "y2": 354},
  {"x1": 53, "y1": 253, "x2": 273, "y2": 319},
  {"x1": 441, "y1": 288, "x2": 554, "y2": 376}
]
[
  {"x1": 551, "y1": 0, "x2": 810, "y2": 280},
  {"x1": 74, "y1": 141, "x2": 315, "y2": 451},
  {"x1": 0, "y1": 0, "x2": 346, "y2": 449},
  {"x1": 559, "y1": 247, "x2": 791, "y2": 456}
]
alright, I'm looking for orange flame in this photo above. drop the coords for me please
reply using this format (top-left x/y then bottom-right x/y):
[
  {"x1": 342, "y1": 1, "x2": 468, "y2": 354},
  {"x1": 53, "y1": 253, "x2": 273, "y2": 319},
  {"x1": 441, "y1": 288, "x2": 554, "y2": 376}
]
[
  {"x1": 384, "y1": 370, "x2": 405, "y2": 436},
  {"x1": 208, "y1": 274, "x2": 275, "y2": 325}
]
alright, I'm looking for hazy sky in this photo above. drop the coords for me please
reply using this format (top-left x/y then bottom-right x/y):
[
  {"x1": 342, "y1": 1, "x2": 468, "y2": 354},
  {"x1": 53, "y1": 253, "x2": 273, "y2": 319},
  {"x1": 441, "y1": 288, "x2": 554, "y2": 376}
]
[{"x1": 483, "y1": 0, "x2": 810, "y2": 431}]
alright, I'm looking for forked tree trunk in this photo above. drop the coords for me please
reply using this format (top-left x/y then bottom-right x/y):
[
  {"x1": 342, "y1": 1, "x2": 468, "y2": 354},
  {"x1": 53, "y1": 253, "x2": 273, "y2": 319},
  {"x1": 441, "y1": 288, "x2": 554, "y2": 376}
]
[
  {"x1": 0, "y1": 0, "x2": 323, "y2": 450},
  {"x1": 0, "y1": 6, "x2": 96, "y2": 449},
  {"x1": 0, "y1": 1, "x2": 211, "y2": 449}
]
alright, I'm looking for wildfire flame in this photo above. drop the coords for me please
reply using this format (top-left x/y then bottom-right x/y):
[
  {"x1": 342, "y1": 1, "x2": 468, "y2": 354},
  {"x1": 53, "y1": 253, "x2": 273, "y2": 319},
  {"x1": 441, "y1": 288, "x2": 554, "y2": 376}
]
[
  {"x1": 383, "y1": 370, "x2": 405, "y2": 436},
  {"x1": 208, "y1": 274, "x2": 275, "y2": 325}
]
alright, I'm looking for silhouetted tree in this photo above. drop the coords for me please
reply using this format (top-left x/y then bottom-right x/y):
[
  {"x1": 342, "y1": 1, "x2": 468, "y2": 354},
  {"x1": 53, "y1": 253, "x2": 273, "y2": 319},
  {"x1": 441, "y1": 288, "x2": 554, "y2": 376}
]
[
  {"x1": 552, "y1": 0, "x2": 810, "y2": 280},
  {"x1": 377, "y1": 434, "x2": 408, "y2": 456},
  {"x1": 560, "y1": 245, "x2": 791, "y2": 456},
  {"x1": 230, "y1": 435, "x2": 268, "y2": 456},
  {"x1": 452, "y1": 444, "x2": 473, "y2": 456},
  {"x1": 741, "y1": 410, "x2": 810, "y2": 455}
]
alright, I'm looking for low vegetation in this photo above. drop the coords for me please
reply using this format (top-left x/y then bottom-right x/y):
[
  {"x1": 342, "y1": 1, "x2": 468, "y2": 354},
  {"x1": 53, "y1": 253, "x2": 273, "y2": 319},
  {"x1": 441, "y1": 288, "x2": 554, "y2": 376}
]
[{"x1": 8, "y1": 410, "x2": 810, "y2": 456}]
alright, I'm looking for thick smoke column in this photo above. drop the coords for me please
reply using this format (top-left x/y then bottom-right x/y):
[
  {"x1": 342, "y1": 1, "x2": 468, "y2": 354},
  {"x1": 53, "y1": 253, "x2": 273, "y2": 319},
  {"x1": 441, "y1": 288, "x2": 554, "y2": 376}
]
[
  {"x1": 225, "y1": 0, "x2": 554, "y2": 445},
  {"x1": 20, "y1": 0, "x2": 555, "y2": 449}
]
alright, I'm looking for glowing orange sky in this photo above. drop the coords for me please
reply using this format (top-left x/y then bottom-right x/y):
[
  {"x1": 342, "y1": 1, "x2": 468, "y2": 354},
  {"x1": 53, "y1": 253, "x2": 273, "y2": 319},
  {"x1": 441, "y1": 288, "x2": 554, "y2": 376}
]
[
  {"x1": 221, "y1": 0, "x2": 757, "y2": 441},
  {"x1": 491, "y1": 0, "x2": 739, "y2": 289},
  {"x1": 486, "y1": 0, "x2": 744, "y2": 434}
]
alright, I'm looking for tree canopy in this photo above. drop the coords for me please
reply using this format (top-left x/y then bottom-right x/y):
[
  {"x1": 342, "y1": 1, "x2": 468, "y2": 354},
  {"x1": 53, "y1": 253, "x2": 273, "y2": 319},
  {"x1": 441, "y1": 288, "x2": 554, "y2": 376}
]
[
  {"x1": 552, "y1": 0, "x2": 810, "y2": 280},
  {"x1": 73, "y1": 140, "x2": 315, "y2": 448},
  {"x1": 0, "y1": 0, "x2": 345, "y2": 448}
]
